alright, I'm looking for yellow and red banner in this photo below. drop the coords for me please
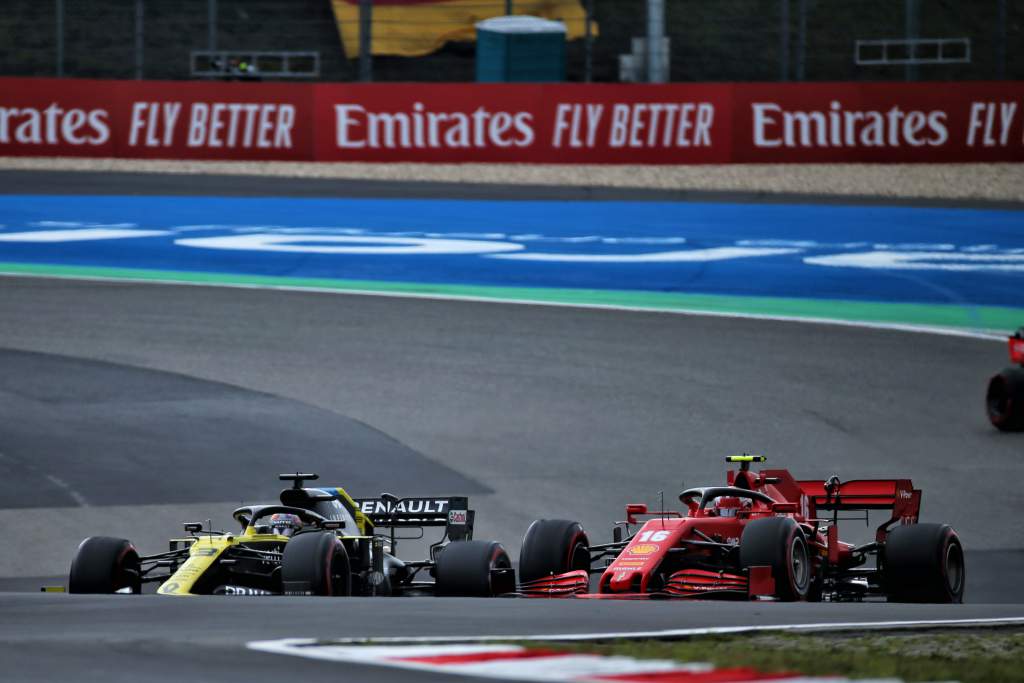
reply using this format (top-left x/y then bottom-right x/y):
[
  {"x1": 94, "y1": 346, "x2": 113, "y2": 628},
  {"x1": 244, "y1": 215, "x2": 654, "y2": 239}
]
[{"x1": 330, "y1": 0, "x2": 591, "y2": 58}]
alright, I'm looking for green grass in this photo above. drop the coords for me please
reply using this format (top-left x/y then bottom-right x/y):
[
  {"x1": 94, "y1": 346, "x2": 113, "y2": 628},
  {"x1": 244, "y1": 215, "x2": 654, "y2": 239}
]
[{"x1": 534, "y1": 630, "x2": 1024, "y2": 683}]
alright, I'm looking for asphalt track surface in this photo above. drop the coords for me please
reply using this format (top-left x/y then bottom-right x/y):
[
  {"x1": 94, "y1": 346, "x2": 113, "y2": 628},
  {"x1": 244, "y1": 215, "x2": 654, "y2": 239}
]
[{"x1": 1, "y1": 171, "x2": 1023, "y2": 682}]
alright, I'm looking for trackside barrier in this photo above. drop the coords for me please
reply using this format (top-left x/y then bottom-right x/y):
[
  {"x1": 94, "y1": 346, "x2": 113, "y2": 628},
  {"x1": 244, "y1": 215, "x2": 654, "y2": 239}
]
[{"x1": 1, "y1": 77, "x2": 1022, "y2": 164}]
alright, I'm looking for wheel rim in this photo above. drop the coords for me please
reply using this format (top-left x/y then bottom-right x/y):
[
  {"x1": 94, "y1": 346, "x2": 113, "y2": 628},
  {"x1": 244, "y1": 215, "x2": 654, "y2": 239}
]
[
  {"x1": 329, "y1": 548, "x2": 347, "y2": 596},
  {"x1": 488, "y1": 548, "x2": 513, "y2": 596},
  {"x1": 790, "y1": 535, "x2": 810, "y2": 591},
  {"x1": 944, "y1": 542, "x2": 964, "y2": 596}
]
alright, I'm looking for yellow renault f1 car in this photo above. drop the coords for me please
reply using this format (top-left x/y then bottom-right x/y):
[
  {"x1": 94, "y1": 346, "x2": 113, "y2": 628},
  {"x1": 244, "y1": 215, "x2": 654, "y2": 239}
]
[{"x1": 67, "y1": 473, "x2": 515, "y2": 597}]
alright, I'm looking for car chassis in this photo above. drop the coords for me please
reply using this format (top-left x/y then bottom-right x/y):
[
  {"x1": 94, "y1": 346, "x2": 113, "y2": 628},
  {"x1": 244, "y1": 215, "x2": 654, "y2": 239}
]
[{"x1": 518, "y1": 456, "x2": 964, "y2": 603}]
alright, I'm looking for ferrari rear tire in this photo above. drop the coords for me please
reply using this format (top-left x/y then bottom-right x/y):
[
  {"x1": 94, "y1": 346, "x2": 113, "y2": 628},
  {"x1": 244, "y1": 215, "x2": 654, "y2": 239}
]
[
  {"x1": 739, "y1": 517, "x2": 811, "y2": 601},
  {"x1": 518, "y1": 519, "x2": 590, "y2": 584},
  {"x1": 68, "y1": 536, "x2": 141, "y2": 594},
  {"x1": 435, "y1": 540, "x2": 514, "y2": 597},
  {"x1": 884, "y1": 523, "x2": 964, "y2": 603},
  {"x1": 987, "y1": 367, "x2": 1024, "y2": 432},
  {"x1": 281, "y1": 532, "x2": 351, "y2": 596}
]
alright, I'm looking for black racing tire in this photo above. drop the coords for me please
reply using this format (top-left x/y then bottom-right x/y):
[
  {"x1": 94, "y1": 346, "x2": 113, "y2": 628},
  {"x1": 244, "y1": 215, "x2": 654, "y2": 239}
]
[
  {"x1": 68, "y1": 536, "x2": 141, "y2": 594},
  {"x1": 518, "y1": 519, "x2": 590, "y2": 585},
  {"x1": 987, "y1": 367, "x2": 1024, "y2": 432},
  {"x1": 739, "y1": 517, "x2": 811, "y2": 601},
  {"x1": 281, "y1": 532, "x2": 351, "y2": 596},
  {"x1": 435, "y1": 540, "x2": 514, "y2": 597},
  {"x1": 884, "y1": 523, "x2": 965, "y2": 603}
]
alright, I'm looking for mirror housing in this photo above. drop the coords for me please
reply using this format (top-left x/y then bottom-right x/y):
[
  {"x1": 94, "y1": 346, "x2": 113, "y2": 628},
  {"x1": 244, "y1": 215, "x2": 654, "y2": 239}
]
[
  {"x1": 625, "y1": 503, "x2": 648, "y2": 525},
  {"x1": 183, "y1": 522, "x2": 204, "y2": 533}
]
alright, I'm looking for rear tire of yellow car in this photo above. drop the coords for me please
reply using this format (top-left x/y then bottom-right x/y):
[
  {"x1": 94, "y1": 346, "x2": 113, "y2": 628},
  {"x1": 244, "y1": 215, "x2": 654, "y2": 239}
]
[
  {"x1": 281, "y1": 531, "x2": 351, "y2": 596},
  {"x1": 68, "y1": 536, "x2": 141, "y2": 594},
  {"x1": 435, "y1": 540, "x2": 514, "y2": 597}
]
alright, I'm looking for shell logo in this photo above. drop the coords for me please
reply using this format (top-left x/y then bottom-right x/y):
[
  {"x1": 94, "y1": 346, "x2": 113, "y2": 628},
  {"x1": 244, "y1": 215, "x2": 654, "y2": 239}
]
[{"x1": 628, "y1": 544, "x2": 659, "y2": 555}]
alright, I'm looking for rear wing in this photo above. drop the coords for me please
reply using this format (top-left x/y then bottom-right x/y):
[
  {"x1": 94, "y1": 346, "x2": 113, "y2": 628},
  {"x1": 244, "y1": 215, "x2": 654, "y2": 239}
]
[
  {"x1": 352, "y1": 496, "x2": 474, "y2": 541},
  {"x1": 798, "y1": 478, "x2": 921, "y2": 542}
]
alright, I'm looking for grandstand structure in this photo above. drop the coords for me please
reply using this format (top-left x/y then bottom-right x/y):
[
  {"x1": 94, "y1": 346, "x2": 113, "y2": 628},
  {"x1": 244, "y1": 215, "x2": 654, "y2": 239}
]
[{"x1": 0, "y1": 0, "x2": 1019, "y2": 83}]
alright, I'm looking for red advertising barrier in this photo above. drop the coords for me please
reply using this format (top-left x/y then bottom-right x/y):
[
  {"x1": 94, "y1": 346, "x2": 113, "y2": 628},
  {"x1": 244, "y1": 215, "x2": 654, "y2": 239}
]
[
  {"x1": 1, "y1": 77, "x2": 1022, "y2": 164},
  {"x1": 0, "y1": 77, "x2": 312, "y2": 161}
]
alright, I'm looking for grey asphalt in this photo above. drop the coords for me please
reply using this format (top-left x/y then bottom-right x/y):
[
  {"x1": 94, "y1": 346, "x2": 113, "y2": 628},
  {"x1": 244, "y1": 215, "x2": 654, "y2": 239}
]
[
  {"x1": 2, "y1": 276, "x2": 1020, "y2": 556},
  {"x1": 0, "y1": 348, "x2": 485, "y2": 509},
  {"x1": 0, "y1": 171, "x2": 1021, "y2": 682},
  {"x1": 1, "y1": 594, "x2": 1022, "y2": 683}
]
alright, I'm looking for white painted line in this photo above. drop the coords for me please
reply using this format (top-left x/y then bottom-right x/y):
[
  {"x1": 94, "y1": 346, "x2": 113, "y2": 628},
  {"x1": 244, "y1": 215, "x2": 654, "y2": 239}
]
[
  {"x1": 247, "y1": 616, "x2": 1024, "y2": 647},
  {"x1": 310, "y1": 644, "x2": 523, "y2": 659},
  {"x1": 489, "y1": 247, "x2": 800, "y2": 263},
  {"x1": 0, "y1": 270, "x2": 1011, "y2": 342},
  {"x1": 44, "y1": 474, "x2": 90, "y2": 507},
  {"x1": 0, "y1": 228, "x2": 168, "y2": 242}
]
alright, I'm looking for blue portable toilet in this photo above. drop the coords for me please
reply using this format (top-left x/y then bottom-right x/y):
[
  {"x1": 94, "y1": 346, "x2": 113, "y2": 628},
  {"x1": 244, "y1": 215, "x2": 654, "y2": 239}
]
[{"x1": 475, "y1": 16, "x2": 567, "y2": 82}]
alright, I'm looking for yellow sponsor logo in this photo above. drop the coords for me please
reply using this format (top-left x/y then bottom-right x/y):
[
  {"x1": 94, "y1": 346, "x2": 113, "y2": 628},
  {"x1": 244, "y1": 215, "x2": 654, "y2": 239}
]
[{"x1": 628, "y1": 544, "x2": 659, "y2": 555}]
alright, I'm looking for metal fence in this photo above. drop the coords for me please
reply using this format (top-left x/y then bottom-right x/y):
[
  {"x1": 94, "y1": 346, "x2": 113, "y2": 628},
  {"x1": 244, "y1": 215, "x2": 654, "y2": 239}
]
[{"x1": 0, "y1": 0, "x2": 1019, "y2": 83}]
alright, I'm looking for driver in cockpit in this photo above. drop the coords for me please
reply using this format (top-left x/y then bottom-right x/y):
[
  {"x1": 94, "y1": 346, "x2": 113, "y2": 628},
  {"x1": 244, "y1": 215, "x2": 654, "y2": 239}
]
[
  {"x1": 708, "y1": 496, "x2": 751, "y2": 518},
  {"x1": 268, "y1": 513, "x2": 304, "y2": 537}
]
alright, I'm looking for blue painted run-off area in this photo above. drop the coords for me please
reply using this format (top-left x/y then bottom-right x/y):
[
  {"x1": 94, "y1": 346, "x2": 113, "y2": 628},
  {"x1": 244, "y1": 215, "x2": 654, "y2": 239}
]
[{"x1": 0, "y1": 195, "x2": 1022, "y2": 307}]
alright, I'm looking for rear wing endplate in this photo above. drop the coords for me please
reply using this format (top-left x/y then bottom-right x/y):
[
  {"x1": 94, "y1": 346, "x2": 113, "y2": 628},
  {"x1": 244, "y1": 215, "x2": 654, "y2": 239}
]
[{"x1": 352, "y1": 496, "x2": 474, "y2": 541}]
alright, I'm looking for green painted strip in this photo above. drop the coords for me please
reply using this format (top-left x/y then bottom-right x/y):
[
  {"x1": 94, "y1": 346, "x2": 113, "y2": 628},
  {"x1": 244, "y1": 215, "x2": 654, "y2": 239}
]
[{"x1": 1, "y1": 261, "x2": 1021, "y2": 333}]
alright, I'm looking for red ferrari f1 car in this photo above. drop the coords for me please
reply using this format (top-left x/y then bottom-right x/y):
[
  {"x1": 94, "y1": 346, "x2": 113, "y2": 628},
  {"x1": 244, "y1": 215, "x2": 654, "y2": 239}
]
[
  {"x1": 987, "y1": 327, "x2": 1024, "y2": 431},
  {"x1": 518, "y1": 456, "x2": 964, "y2": 603}
]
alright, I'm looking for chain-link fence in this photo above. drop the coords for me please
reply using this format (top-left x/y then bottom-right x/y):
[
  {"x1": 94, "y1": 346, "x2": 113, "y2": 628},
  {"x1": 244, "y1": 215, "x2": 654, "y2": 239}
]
[{"x1": 0, "y1": 0, "x2": 1020, "y2": 83}]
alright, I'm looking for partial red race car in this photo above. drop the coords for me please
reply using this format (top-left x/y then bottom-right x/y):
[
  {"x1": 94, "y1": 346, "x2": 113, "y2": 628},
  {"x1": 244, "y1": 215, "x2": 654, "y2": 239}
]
[
  {"x1": 518, "y1": 456, "x2": 964, "y2": 603},
  {"x1": 987, "y1": 327, "x2": 1024, "y2": 432}
]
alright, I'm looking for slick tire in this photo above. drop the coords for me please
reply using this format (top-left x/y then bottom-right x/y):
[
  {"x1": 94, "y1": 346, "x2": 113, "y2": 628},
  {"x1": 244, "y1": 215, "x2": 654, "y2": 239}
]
[
  {"x1": 435, "y1": 540, "x2": 514, "y2": 597},
  {"x1": 281, "y1": 532, "x2": 351, "y2": 596},
  {"x1": 884, "y1": 523, "x2": 965, "y2": 603},
  {"x1": 987, "y1": 367, "x2": 1024, "y2": 432},
  {"x1": 739, "y1": 517, "x2": 811, "y2": 601},
  {"x1": 518, "y1": 519, "x2": 590, "y2": 585},
  {"x1": 68, "y1": 536, "x2": 141, "y2": 594}
]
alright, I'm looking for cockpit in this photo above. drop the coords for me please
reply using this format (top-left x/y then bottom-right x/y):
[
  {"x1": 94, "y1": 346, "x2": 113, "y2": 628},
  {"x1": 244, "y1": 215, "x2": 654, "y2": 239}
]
[{"x1": 278, "y1": 486, "x2": 361, "y2": 534}]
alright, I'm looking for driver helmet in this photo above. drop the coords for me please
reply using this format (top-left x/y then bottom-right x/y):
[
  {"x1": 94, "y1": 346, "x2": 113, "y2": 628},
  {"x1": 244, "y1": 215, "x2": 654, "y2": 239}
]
[
  {"x1": 713, "y1": 496, "x2": 746, "y2": 518},
  {"x1": 268, "y1": 513, "x2": 303, "y2": 538}
]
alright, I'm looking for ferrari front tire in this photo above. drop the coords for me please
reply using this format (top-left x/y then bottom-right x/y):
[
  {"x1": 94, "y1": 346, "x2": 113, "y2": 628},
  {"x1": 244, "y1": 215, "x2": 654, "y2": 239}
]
[
  {"x1": 281, "y1": 532, "x2": 351, "y2": 596},
  {"x1": 883, "y1": 523, "x2": 964, "y2": 603},
  {"x1": 518, "y1": 519, "x2": 590, "y2": 584},
  {"x1": 739, "y1": 517, "x2": 811, "y2": 601},
  {"x1": 435, "y1": 540, "x2": 514, "y2": 597},
  {"x1": 68, "y1": 536, "x2": 141, "y2": 594},
  {"x1": 987, "y1": 367, "x2": 1024, "y2": 432}
]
